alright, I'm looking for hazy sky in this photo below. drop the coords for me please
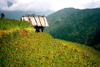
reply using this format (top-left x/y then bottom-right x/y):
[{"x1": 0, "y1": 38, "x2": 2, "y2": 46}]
[{"x1": 0, "y1": 0, "x2": 100, "y2": 12}]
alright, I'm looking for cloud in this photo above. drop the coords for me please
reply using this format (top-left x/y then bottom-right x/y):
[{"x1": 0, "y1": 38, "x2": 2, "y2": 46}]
[
  {"x1": 0, "y1": 0, "x2": 7, "y2": 8},
  {"x1": 83, "y1": 1, "x2": 100, "y2": 8},
  {"x1": 7, "y1": 2, "x2": 13, "y2": 7},
  {"x1": 0, "y1": 0, "x2": 100, "y2": 12}
]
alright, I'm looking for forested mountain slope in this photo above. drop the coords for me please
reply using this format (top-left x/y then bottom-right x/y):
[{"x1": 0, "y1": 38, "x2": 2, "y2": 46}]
[{"x1": 44, "y1": 8, "x2": 100, "y2": 50}]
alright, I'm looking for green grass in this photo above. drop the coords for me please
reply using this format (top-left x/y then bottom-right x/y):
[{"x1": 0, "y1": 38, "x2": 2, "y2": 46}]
[
  {"x1": 0, "y1": 18, "x2": 35, "y2": 37},
  {"x1": 0, "y1": 18, "x2": 31, "y2": 30},
  {"x1": 0, "y1": 18, "x2": 100, "y2": 67}
]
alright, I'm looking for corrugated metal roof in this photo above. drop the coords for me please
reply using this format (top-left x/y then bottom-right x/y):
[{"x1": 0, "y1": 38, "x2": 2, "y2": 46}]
[{"x1": 21, "y1": 17, "x2": 49, "y2": 27}]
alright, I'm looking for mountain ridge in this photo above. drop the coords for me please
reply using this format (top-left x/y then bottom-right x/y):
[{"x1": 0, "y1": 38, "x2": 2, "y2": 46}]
[
  {"x1": 0, "y1": 10, "x2": 54, "y2": 20},
  {"x1": 44, "y1": 8, "x2": 100, "y2": 50}
]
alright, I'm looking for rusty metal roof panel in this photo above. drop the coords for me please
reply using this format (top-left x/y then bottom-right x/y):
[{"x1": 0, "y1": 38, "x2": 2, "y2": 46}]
[
  {"x1": 43, "y1": 17, "x2": 49, "y2": 27},
  {"x1": 21, "y1": 17, "x2": 49, "y2": 27},
  {"x1": 35, "y1": 17, "x2": 41, "y2": 26},
  {"x1": 22, "y1": 17, "x2": 29, "y2": 22},
  {"x1": 39, "y1": 17, "x2": 45, "y2": 26},
  {"x1": 29, "y1": 17, "x2": 37, "y2": 26}
]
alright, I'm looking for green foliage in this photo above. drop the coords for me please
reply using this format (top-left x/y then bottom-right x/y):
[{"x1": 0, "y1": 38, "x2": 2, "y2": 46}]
[
  {"x1": 44, "y1": 8, "x2": 100, "y2": 50},
  {"x1": 0, "y1": 31, "x2": 100, "y2": 67},
  {"x1": 0, "y1": 13, "x2": 5, "y2": 18},
  {"x1": 0, "y1": 18, "x2": 99, "y2": 67},
  {"x1": 0, "y1": 18, "x2": 31, "y2": 30}
]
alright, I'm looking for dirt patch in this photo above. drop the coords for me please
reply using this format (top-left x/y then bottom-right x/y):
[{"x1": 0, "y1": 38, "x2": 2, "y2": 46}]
[{"x1": 20, "y1": 30, "x2": 27, "y2": 35}]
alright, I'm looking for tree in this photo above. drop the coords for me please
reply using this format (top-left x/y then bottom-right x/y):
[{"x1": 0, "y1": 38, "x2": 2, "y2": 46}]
[{"x1": 1, "y1": 13, "x2": 5, "y2": 18}]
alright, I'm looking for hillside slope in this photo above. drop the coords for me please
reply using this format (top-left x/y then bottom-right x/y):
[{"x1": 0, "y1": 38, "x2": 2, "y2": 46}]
[
  {"x1": 44, "y1": 8, "x2": 100, "y2": 50},
  {"x1": 0, "y1": 18, "x2": 100, "y2": 67},
  {"x1": 0, "y1": 18, "x2": 35, "y2": 37}
]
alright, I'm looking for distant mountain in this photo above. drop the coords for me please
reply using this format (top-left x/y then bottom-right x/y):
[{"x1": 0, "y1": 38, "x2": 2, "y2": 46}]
[
  {"x1": 0, "y1": 10, "x2": 54, "y2": 20},
  {"x1": 44, "y1": 8, "x2": 100, "y2": 50}
]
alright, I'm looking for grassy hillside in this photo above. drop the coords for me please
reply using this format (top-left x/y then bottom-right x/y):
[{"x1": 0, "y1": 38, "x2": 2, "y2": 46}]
[
  {"x1": 44, "y1": 8, "x2": 100, "y2": 50},
  {"x1": 0, "y1": 18, "x2": 100, "y2": 67},
  {"x1": 0, "y1": 18, "x2": 35, "y2": 37}
]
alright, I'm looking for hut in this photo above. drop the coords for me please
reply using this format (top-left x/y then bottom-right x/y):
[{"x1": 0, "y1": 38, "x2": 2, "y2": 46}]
[{"x1": 21, "y1": 14, "x2": 49, "y2": 32}]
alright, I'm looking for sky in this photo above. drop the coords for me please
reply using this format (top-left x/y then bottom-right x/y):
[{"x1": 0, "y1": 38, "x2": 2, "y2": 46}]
[{"x1": 0, "y1": 0, "x2": 100, "y2": 12}]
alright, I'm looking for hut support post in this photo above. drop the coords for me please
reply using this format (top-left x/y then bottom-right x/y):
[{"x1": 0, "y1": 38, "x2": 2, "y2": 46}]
[{"x1": 34, "y1": 26, "x2": 44, "y2": 32}]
